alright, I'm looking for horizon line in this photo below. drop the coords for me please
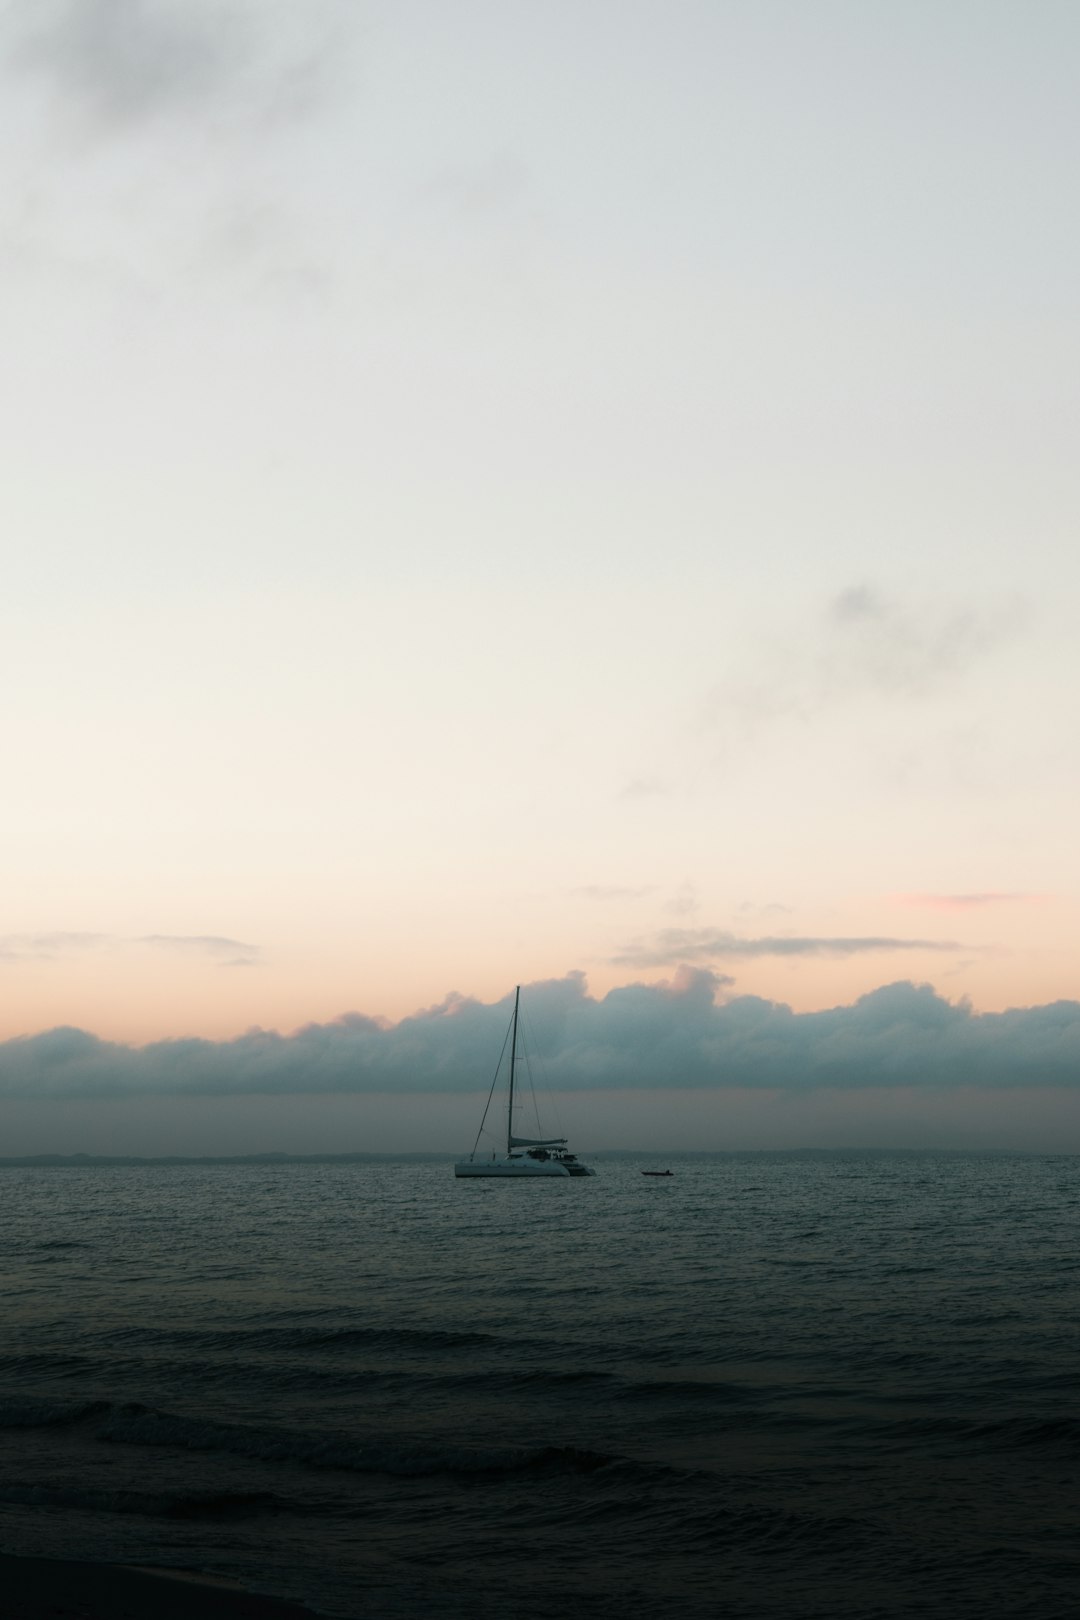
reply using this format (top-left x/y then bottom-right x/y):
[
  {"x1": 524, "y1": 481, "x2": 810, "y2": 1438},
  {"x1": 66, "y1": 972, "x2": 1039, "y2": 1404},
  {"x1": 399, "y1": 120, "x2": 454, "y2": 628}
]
[{"x1": 1, "y1": 1147, "x2": 1074, "y2": 1167}]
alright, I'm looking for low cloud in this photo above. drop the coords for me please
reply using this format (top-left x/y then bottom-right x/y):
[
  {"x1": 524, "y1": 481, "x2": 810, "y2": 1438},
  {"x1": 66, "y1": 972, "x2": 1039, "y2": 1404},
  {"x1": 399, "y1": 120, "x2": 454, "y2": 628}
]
[
  {"x1": 612, "y1": 929, "x2": 961, "y2": 969},
  {"x1": 3, "y1": 971, "x2": 1080, "y2": 1101}
]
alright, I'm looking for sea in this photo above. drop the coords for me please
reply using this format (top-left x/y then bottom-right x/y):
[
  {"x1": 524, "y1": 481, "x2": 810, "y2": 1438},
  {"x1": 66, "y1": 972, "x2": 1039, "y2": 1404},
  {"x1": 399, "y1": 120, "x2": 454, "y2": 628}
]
[{"x1": 1, "y1": 1152, "x2": 1078, "y2": 1619}]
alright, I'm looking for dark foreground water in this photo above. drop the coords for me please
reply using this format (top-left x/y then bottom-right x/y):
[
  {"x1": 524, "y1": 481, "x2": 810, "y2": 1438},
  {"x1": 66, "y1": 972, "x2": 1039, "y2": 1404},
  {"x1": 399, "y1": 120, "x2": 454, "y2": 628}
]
[{"x1": 1, "y1": 1153, "x2": 1078, "y2": 1618}]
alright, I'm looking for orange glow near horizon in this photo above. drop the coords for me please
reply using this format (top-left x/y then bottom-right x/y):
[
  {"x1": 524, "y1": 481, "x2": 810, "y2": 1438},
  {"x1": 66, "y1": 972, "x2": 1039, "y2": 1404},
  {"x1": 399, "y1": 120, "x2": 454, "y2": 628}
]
[{"x1": 3, "y1": 936, "x2": 1078, "y2": 1048}]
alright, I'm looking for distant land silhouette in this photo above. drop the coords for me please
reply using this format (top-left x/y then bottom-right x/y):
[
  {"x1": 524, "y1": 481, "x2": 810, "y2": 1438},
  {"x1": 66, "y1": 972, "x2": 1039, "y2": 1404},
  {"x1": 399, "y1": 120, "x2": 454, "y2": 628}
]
[
  {"x1": 0, "y1": 1151, "x2": 449, "y2": 1167},
  {"x1": 0, "y1": 1147, "x2": 1035, "y2": 1167}
]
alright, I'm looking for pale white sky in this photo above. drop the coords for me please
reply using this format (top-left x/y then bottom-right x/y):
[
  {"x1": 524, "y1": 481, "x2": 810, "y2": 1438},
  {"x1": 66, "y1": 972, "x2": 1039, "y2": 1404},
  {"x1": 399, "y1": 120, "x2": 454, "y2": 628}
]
[{"x1": 2, "y1": 0, "x2": 1079, "y2": 1058}]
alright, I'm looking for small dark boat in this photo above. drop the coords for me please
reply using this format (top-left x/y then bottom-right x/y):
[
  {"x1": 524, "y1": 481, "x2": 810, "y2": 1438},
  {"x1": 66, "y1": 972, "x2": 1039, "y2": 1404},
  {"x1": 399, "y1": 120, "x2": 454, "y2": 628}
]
[{"x1": 641, "y1": 1170, "x2": 673, "y2": 1176}]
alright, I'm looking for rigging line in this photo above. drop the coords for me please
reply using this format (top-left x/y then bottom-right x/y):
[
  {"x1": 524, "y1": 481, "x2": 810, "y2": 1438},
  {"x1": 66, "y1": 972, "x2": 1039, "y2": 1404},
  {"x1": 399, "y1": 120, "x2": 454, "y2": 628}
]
[
  {"x1": 519, "y1": 1007, "x2": 537, "y2": 1133},
  {"x1": 519, "y1": 1036, "x2": 536, "y2": 1134},
  {"x1": 520, "y1": 1003, "x2": 562, "y2": 1141},
  {"x1": 521, "y1": 1025, "x2": 544, "y2": 1139},
  {"x1": 470, "y1": 1012, "x2": 513, "y2": 1157},
  {"x1": 527, "y1": 1063, "x2": 543, "y2": 1139}
]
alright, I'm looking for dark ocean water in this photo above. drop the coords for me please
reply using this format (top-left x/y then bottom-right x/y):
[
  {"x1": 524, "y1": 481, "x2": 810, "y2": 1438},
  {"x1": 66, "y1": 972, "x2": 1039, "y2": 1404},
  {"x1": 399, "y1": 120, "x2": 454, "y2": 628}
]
[{"x1": 1, "y1": 1153, "x2": 1078, "y2": 1618}]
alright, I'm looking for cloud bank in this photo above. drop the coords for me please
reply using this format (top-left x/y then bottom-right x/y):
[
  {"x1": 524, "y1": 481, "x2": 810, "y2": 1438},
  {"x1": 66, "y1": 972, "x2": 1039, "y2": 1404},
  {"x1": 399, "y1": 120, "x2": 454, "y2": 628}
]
[{"x1": 3, "y1": 970, "x2": 1080, "y2": 1101}]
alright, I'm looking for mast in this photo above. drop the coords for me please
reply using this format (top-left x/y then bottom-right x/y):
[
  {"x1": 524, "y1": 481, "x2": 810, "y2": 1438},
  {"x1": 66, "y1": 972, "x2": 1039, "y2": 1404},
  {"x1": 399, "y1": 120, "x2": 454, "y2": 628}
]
[{"x1": 506, "y1": 985, "x2": 520, "y2": 1155}]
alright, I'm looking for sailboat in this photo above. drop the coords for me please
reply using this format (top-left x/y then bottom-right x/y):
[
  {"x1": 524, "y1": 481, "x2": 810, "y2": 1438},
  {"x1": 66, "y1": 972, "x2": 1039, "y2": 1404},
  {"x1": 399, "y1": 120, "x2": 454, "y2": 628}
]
[{"x1": 454, "y1": 986, "x2": 595, "y2": 1178}]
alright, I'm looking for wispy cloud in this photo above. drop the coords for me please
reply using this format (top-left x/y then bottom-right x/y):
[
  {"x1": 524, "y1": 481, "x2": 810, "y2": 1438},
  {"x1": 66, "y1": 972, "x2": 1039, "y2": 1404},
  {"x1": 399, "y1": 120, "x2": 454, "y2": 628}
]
[
  {"x1": 1, "y1": 1, "x2": 356, "y2": 298},
  {"x1": 893, "y1": 893, "x2": 1043, "y2": 912},
  {"x1": 139, "y1": 934, "x2": 261, "y2": 967},
  {"x1": 5, "y1": 0, "x2": 346, "y2": 135},
  {"x1": 662, "y1": 883, "x2": 699, "y2": 919},
  {"x1": 571, "y1": 886, "x2": 654, "y2": 903},
  {"x1": 821, "y1": 586, "x2": 1013, "y2": 700},
  {"x1": 10, "y1": 0, "x2": 246, "y2": 127},
  {"x1": 613, "y1": 929, "x2": 962, "y2": 969},
  {"x1": 0, "y1": 933, "x2": 107, "y2": 962},
  {"x1": 619, "y1": 776, "x2": 669, "y2": 800},
  {"x1": 423, "y1": 155, "x2": 535, "y2": 226},
  {"x1": 0, "y1": 933, "x2": 260, "y2": 967},
  {"x1": 705, "y1": 585, "x2": 1026, "y2": 750},
  {"x1": 3, "y1": 973, "x2": 1080, "y2": 1098}
]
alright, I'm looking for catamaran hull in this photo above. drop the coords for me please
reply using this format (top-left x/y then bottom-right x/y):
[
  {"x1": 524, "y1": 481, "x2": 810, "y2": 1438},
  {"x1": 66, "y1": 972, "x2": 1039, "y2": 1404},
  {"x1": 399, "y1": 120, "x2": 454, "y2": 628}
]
[{"x1": 454, "y1": 1158, "x2": 571, "y2": 1177}]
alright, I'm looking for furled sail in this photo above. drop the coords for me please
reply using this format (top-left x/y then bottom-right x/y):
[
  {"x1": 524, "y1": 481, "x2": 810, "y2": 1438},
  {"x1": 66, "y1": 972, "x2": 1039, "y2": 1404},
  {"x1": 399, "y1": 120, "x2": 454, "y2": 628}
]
[{"x1": 509, "y1": 1135, "x2": 567, "y2": 1148}]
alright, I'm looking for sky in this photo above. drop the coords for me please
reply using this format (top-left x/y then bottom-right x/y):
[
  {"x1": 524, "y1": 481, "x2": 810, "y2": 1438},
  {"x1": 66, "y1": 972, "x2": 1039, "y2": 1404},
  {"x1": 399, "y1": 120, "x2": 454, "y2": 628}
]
[{"x1": 2, "y1": 1, "x2": 1079, "y2": 1151}]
